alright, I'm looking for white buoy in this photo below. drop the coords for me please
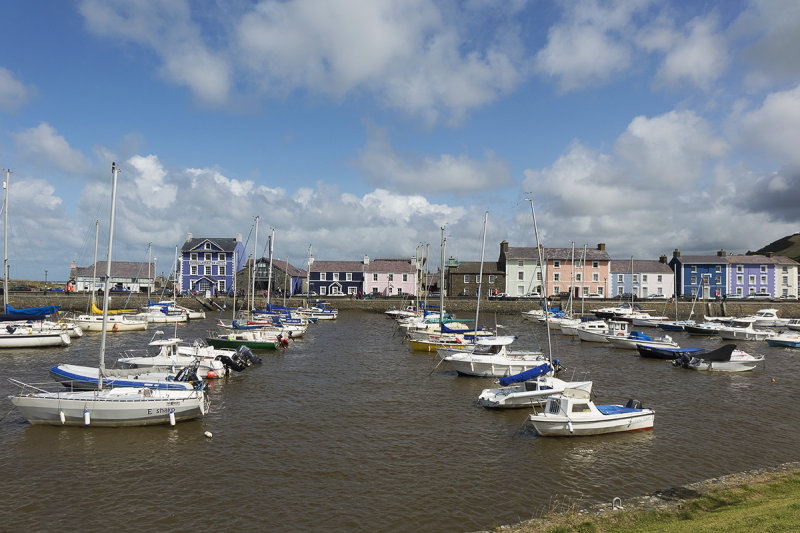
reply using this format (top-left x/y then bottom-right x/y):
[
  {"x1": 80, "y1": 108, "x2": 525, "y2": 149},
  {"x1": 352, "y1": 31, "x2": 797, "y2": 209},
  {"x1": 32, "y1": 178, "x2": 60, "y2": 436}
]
[
  {"x1": 84, "y1": 409, "x2": 90, "y2": 426},
  {"x1": 169, "y1": 409, "x2": 176, "y2": 426},
  {"x1": 567, "y1": 420, "x2": 574, "y2": 434},
  {"x1": 59, "y1": 411, "x2": 66, "y2": 424},
  {"x1": 204, "y1": 431, "x2": 213, "y2": 438}
]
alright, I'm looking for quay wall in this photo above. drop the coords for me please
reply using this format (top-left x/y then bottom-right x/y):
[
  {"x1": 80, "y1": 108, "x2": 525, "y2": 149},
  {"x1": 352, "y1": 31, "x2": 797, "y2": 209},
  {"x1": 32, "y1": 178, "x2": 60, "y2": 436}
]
[{"x1": 13, "y1": 293, "x2": 800, "y2": 320}]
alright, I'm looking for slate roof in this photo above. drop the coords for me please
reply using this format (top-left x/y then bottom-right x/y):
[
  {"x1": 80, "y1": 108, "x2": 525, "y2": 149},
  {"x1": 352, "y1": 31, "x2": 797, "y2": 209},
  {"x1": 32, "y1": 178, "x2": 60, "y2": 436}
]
[
  {"x1": 610, "y1": 260, "x2": 673, "y2": 274},
  {"x1": 674, "y1": 254, "x2": 799, "y2": 266},
  {"x1": 181, "y1": 237, "x2": 241, "y2": 253},
  {"x1": 506, "y1": 246, "x2": 611, "y2": 261},
  {"x1": 448, "y1": 261, "x2": 503, "y2": 274},
  {"x1": 73, "y1": 261, "x2": 155, "y2": 278}
]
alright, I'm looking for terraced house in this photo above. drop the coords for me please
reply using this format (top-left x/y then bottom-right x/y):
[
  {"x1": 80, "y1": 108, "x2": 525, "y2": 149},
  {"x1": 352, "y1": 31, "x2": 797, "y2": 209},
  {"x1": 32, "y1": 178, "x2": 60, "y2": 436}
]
[{"x1": 179, "y1": 233, "x2": 246, "y2": 295}]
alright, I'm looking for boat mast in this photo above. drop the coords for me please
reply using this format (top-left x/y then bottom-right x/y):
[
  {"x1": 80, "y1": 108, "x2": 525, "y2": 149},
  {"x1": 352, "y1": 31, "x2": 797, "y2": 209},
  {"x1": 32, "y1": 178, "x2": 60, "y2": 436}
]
[
  {"x1": 528, "y1": 198, "x2": 553, "y2": 365},
  {"x1": 98, "y1": 162, "x2": 120, "y2": 388},
  {"x1": 266, "y1": 228, "x2": 275, "y2": 309},
  {"x1": 581, "y1": 243, "x2": 587, "y2": 315},
  {"x1": 283, "y1": 255, "x2": 289, "y2": 306},
  {"x1": 147, "y1": 242, "x2": 152, "y2": 301},
  {"x1": 307, "y1": 244, "x2": 312, "y2": 306},
  {"x1": 474, "y1": 212, "x2": 488, "y2": 336},
  {"x1": 251, "y1": 216, "x2": 259, "y2": 314},
  {"x1": 630, "y1": 256, "x2": 634, "y2": 305},
  {"x1": 439, "y1": 227, "x2": 445, "y2": 327},
  {"x1": 569, "y1": 241, "x2": 575, "y2": 316},
  {"x1": 91, "y1": 221, "x2": 99, "y2": 306},
  {"x1": 2, "y1": 169, "x2": 9, "y2": 311}
]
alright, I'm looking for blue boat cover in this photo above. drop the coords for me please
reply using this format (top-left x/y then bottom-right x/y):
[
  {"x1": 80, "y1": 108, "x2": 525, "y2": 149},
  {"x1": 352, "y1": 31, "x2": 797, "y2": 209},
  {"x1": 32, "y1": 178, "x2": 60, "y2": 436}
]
[
  {"x1": 498, "y1": 363, "x2": 551, "y2": 386},
  {"x1": 596, "y1": 405, "x2": 643, "y2": 415},
  {"x1": 629, "y1": 331, "x2": 652, "y2": 341},
  {"x1": 3, "y1": 304, "x2": 59, "y2": 321}
]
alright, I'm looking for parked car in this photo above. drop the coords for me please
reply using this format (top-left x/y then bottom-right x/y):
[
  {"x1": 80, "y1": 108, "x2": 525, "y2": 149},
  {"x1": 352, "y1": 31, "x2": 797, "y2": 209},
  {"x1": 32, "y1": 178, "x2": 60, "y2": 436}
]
[
  {"x1": 586, "y1": 293, "x2": 603, "y2": 299},
  {"x1": 646, "y1": 294, "x2": 666, "y2": 299},
  {"x1": 779, "y1": 294, "x2": 798, "y2": 300},
  {"x1": 724, "y1": 293, "x2": 743, "y2": 300},
  {"x1": 109, "y1": 287, "x2": 131, "y2": 293},
  {"x1": 745, "y1": 293, "x2": 773, "y2": 300},
  {"x1": 10, "y1": 285, "x2": 34, "y2": 291},
  {"x1": 520, "y1": 292, "x2": 541, "y2": 299},
  {"x1": 44, "y1": 287, "x2": 64, "y2": 293},
  {"x1": 489, "y1": 293, "x2": 509, "y2": 300}
]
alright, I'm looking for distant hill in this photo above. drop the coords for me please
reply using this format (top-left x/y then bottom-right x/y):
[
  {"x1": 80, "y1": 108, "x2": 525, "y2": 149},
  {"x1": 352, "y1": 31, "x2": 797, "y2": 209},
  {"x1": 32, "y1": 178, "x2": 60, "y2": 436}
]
[{"x1": 749, "y1": 233, "x2": 800, "y2": 262}]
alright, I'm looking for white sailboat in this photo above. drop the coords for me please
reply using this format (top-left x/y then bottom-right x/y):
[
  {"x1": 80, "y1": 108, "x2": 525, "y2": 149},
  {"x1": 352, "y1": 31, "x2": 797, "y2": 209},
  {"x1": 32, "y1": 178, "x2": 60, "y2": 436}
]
[{"x1": 8, "y1": 162, "x2": 206, "y2": 426}]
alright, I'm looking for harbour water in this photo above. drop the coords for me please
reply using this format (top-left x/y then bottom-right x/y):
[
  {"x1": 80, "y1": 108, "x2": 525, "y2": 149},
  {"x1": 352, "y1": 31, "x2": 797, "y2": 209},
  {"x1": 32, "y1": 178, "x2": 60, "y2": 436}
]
[{"x1": 1, "y1": 311, "x2": 798, "y2": 532}]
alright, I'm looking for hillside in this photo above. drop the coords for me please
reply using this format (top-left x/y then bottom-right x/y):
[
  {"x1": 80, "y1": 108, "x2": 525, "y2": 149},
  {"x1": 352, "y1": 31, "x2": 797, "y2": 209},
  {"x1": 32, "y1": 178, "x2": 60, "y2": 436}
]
[{"x1": 749, "y1": 233, "x2": 800, "y2": 262}]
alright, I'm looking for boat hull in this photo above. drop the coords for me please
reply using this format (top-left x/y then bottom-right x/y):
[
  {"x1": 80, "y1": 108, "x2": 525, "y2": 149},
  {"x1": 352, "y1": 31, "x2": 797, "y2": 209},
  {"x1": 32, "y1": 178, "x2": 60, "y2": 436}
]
[
  {"x1": 529, "y1": 410, "x2": 655, "y2": 436},
  {"x1": 0, "y1": 332, "x2": 70, "y2": 348},
  {"x1": 206, "y1": 336, "x2": 281, "y2": 350}
]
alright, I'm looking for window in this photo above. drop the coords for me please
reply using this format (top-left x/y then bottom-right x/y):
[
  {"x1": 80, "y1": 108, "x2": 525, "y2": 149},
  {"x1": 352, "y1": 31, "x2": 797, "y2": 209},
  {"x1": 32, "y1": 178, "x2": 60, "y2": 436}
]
[
  {"x1": 190, "y1": 252, "x2": 197, "y2": 261},
  {"x1": 691, "y1": 275, "x2": 697, "y2": 284},
  {"x1": 657, "y1": 275, "x2": 662, "y2": 282},
  {"x1": 388, "y1": 274, "x2": 394, "y2": 282},
  {"x1": 592, "y1": 261, "x2": 599, "y2": 268},
  {"x1": 348, "y1": 287, "x2": 356, "y2": 295},
  {"x1": 397, "y1": 288, "x2": 403, "y2": 295},
  {"x1": 402, "y1": 274, "x2": 407, "y2": 282},
  {"x1": 583, "y1": 287, "x2": 589, "y2": 296},
  {"x1": 716, "y1": 266, "x2": 721, "y2": 273},
  {"x1": 517, "y1": 285, "x2": 525, "y2": 295},
  {"x1": 347, "y1": 273, "x2": 353, "y2": 281},
  {"x1": 598, "y1": 287, "x2": 604, "y2": 296},
  {"x1": 737, "y1": 275, "x2": 743, "y2": 284},
  {"x1": 632, "y1": 274, "x2": 638, "y2": 283},
  {"x1": 715, "y1": 276, "x2": 721, "y2": 284},
  {"x1": 554, "y1": 286, "x2": 560, "y2": 294},
  {"x1": 517, "y1": 260, "x2": 524, "y2": 267},
  {"x1": 198, "y1": 265, "x2": 204, "y2": 276},
  {"x1": 749, "y1": 275, "x2": 755, "y2": 284},
  {"x1": 388, "y1": 287, "x2": 393, "y2": 295},
  {"x1": 218, "y1": 253, "x2": 225, "y2": 261},
  {"x1": 571, "y1": 403, "x2": 591, "y2": 413},
  {"x1": 737, "y1": 265, "x2": 743, "y2": 273},
  {"x1": 518, "y1": 271, "x2": 524, "y2": 281},
  {"x1": 761, "y1": 275, "x2": 767, "y2": 284},
  {"x1": 332, "y1": 273, "x2": 339, "y2": 281},
  {"x1": 783, "y1": 266, "x2": 788, "y2": 273},
  {"x1": 760, "y1": 265, "x2": 767, "y2": 273},
  {"x1": 642, "y1": 274, "x2": 648, "y2": 282},
  {"x1": 554, "y1": 273, "x2": 560, "y2": 281},
  {"x1": 320, "y1": 286, "x2": 327, "y2": 295},
  {"x1": 593, "y1": 273, "x2": 599, "y2": 282},
  {"x1": 488, "y1": 275, "x2": 495, "y2": 284},
  {"x1": 372, "y1": 287, "x2": 379, "y2": 294},
  {"x1": 464, "y1": 275, "x2": 470, "y2": 284},
  {"x1": 657, "y1": 288, "x2": 663, "y2": 295},
  {"x1": 191, "y1": 265, "x2": 197, "y2": 275},
  {"x1": 575, "y1": 273, "x2": 582, "y2": 281},
  {"x1": 219, "y1": 265, "x2": 226, "y2": 276},
  {"x1": 218, "y1": 280, "x2": 226, "y2": 292},
  {"x1": 617, "y1": 274, "x2": 623, "y2": 283},
  {"x1": 204, "y1": 242, "x2": 211, "y2": 250},
  {"x1": 373, "y1": 273, "x2": 378, "y2": 282},
  {"x1": 691, "y1": 266, "x2": 697, "y2": 273},
  {"x1": 783, "y1": 275, "x2": 789, "y2": 285},
  {"x1": 320, "y1": 273, "x2": 327, "y2": 281},
  {"x1": 554, "y1": 260, "x2": 560, "y2": 268},
  {"x1": 537, "y1": 272, "x2": 542, "y2": 281}
]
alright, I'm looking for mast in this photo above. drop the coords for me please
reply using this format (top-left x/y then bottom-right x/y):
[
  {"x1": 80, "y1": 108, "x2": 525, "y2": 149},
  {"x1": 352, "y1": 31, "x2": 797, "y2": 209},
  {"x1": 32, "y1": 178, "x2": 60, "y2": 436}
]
[
  {"x1": 98, "y1": 162, "x2": 120, "y2": 388},
  {"x1": 90, "y1": 221, "x2": 99, "y2": 306},
  {"x1": 474, "y1": 212, "x2": 488, "y2": 336},
  {"x1": 3, "y1": 169, "x2": 9, "y2": 310},
  {"x1": 147, "y1": 243, "x2": 152, "y2": 301},
  {"x1": 250, "y1": 216, "x2": 258, "y2": 314},
  {"x1": 172, "y1": 245, "x2": 178, "y2": 296},
  {"x1": 630, "y1": 256, "x2": 635, "y2": 306},
  {"x1": 283, "y1": 255, "x2": 289, "y2": 306},
  {"x1": 266, "y1": 228, "x2": 275, "y2": 308},
  {"x1": 581, "y1": 244, "x2": 587, "y2": 315},
  {"x1": 569, "y1": 241, "x2": 575, "y2": 316},
  {"x1": 528, "y1": 198, "x2": 553, "y2": 365},
  {"x1": 439, "y1": 227, "x2": 446, "y2": 327},
  {"x1": 306, "y1": 244, "x2": 313, "y2": 306},
  {"x1": 231, "y1": 249, "x2": 237, "y2": 322}
]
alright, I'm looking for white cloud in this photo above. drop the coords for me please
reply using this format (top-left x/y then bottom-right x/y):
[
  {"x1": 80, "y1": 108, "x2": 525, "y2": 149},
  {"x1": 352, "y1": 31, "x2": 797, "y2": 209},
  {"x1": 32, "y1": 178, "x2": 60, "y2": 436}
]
[
  {"x1": 357, "y1": 127, "x2": 513, "y2": 194},
  {"x1": 12, "y1": 123, "x2": 89, "y2": 173},
  {"x1": 79, "y1": 0, "x2": 231, "y2": 105},
  {"x1": 0, "y1": 67, "x2": 34, "y2": 112},
  {"x1": 735, "y1": 84, "x2": 800, "y2": 168},
  {"x1": 125, "y1": 155, "x2": 179, "y2": 210},
  {"x1": 653, "y1": 14, "x2": 729, "y2": 90}
]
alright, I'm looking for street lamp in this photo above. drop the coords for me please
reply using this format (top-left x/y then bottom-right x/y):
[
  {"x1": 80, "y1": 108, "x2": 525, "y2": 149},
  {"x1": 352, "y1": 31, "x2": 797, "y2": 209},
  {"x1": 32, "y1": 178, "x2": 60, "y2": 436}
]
[{"x1": 45, "y1": 269, "x2": 48, "y2": 285}]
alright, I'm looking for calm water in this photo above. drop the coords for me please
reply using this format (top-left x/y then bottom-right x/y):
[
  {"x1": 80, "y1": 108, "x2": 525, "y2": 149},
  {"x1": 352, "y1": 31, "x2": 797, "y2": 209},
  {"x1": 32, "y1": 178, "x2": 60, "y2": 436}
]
[{"x1": 1, "y1": 311, "x2": 798, "y2": 532}]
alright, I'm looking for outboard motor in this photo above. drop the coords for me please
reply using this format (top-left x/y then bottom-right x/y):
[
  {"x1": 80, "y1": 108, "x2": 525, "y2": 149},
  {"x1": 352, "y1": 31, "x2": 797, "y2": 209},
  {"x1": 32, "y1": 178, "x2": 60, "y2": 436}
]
[
  {"x1": 625, "y1": 398, "x2": 643, "y2": 409},
  {"x1": 236, "y1": 345, "x2": 262, "y2": 365},
  {"x1": 216, "y1": 353, "x2": 247, "y2": 373},
  {"x1": 174, "y1": 364, "x2": 205, "y2": 390},
  {"x1": 552, "y1": 358, "x2": 566, "y2": 374}
]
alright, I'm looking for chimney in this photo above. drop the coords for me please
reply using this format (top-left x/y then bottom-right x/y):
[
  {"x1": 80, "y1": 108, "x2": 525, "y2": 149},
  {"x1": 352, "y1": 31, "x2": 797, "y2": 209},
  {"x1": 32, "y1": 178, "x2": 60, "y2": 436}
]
[
  {"x1": 673, "y1": 249, "x2": 680, "y2": 259},
  {"x1": 597, "y1": 243, "x2": 606, "y2": 251},
  {"x1": 235, "y1": 233, "x2": 242, "y2": 242},
  {"x1": 766, "y1": 251, "x2": 774, "y2": 258},
  {"x1": 659, "y1": 255, "x2": 667, "y2": 264},
  {"x1": 363, "y1": 254, "x2": 370, "y2": 265},
  {"x1": 717, "y1": 249, "x2": 726, "y2": 257},
  {"x1": 186, "y1": 233, "x2": 193, "y2": 242}
]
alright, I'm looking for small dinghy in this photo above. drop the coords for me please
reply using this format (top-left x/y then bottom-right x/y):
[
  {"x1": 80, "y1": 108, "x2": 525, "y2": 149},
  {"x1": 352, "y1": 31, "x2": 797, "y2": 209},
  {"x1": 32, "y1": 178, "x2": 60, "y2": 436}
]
[{"x1": 671, "y1": 344, "x2": 764, "y2": 372}]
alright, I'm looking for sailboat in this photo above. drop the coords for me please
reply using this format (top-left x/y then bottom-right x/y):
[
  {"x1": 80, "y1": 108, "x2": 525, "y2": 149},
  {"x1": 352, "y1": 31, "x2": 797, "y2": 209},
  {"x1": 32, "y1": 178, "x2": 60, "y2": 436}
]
[
  {"x1": 8, "y1": 162, "x2": 207, "y2": 426},
  {"x1": 0, "y1": 169, "x2": 72, "y2": 347}
]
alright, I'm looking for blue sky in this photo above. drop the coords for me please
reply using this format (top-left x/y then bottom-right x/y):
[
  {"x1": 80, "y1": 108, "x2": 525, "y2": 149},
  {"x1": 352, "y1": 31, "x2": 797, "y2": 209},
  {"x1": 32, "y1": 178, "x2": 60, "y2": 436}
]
[{"x1": 1, "y1": 0, "x2": 799, "y2": 281}]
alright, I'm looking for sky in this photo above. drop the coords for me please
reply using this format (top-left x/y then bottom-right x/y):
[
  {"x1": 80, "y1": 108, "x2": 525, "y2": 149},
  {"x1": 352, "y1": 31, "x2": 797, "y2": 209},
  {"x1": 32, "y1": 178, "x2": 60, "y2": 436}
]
[{"x1": 1, "y1": 0, "x2": 799, "y2": 281}]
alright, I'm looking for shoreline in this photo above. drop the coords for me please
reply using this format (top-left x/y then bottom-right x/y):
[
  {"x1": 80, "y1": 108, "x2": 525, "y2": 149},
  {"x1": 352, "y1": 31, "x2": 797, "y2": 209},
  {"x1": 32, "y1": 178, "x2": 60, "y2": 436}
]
[{"x1": 492, "y1": 460, "x2": 800, "y2": 532}]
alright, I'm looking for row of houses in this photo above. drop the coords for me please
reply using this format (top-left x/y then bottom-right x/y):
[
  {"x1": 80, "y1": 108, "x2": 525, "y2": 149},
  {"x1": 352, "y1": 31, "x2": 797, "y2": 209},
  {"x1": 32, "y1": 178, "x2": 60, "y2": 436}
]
[{"x1": 68, "y1": 234, "x2": 800, "y2": 300}]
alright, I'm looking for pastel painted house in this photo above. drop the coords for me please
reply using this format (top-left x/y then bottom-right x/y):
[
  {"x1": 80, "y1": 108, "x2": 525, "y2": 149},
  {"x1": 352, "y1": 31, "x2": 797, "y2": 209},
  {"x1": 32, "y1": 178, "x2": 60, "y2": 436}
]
[
  {"x1": 179, "y1": 233, "x2": 246, "y2": 295},
  {"x1": 610, "y1": 258, "x2": 675, "y2": 298}
]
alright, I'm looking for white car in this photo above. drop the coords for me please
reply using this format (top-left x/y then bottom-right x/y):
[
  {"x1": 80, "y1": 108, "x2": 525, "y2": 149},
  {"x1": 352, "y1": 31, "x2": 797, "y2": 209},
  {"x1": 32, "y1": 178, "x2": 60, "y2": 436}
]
[{"x1": 646, "y1": 294, "x2": 667, "y2": 299}]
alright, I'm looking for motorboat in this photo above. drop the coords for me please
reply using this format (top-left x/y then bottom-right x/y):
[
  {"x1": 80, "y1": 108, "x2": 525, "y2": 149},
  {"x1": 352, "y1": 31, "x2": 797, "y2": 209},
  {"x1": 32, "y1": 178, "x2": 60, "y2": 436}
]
[
  {"x1": 527, "y1": 388, "x2": 654, "y2": 437},
  {"x1": 69, "y1": 313, "x2": 148, "y2": 332},
  {"x1": 672, "y1": 344, "x2": 764, "y2": 372},
  {"x1": 657, "y1": 320, "x2": 695, "y2": 331},
  {"x1": 718, "y1": 319, "x2": 776, "y2": 341},
  {"x1": 629, "y1": 313, "x2": 670, "y2": 328},
  {"x1": 787, "y1": 318, "x2": 800, "y2": 332},
  {"x1": 477, "y1": 363, "x2": 592, "y2": 408},
  {"x1": 766, "y1": 332, "x2": 800, "y2": 348},
  {"x1": 578, "y1": 319, "x2": 628, "y2": 343},
  {"x1": 206, "y1": 327, "x2": 289, "y2": 350},
  {"x1": 684, "y1": 322, "x2": 723, "y2": 336},
  {"x1": 560, "y1": 317, "x2": 601, "y2": 336},
  {"x1": 116, "y1": 337, "x2": 255, "y2": 378},
  {"x1": 437, "y1": 336, "x2": 548, "y2": 377},
  {"x1": 48, "y1": 363, "x2": 203, "y2": 391},
  {"x1": 591, "y1": 302, "x2": 636, "y2": 320},
  {"x1": 607, "y1": 330, "x2": 678, "y2": 350},
  {"x1": 0, "y1": 323, "x2": 71, "y2": 348},
  {"x1": 637, "y1": 344, "x2": 705, "y2": 360},
  {"x1": 747, "y1": 308, "x2": 790, "y2": 328}
]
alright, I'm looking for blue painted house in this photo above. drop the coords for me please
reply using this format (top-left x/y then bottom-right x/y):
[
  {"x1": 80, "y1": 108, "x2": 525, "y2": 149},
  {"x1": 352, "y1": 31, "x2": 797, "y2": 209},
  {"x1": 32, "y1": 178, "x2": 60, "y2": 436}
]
[
  {"x1": 308, "y1": 259, "x2": 367, "y2": 297},
  {"x1": 668, "y1": 249, "x2": 728, "y2": 298},
  {"x1": 179, "y1": 233, "x2": 246, "y2": 295}
]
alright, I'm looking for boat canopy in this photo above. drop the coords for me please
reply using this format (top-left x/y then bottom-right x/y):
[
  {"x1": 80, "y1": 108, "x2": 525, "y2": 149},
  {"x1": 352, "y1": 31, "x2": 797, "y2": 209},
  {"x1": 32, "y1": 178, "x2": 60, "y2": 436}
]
[
  {"x1": 1, "y1": 304, "x2": 60, "y2": 321},
  {"x1": 629, "y1": 331, "x2": 652, "y2": 341},
  {"x1": 498, "y1": 363, "x2": 551, "y2": 386}
]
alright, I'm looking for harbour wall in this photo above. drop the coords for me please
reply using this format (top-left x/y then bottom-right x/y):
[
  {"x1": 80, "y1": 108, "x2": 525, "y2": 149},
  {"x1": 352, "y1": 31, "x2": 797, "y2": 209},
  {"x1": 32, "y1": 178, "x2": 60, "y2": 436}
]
[{"x1": 12, "y1": 293, "x2": 800, "y2": 319}]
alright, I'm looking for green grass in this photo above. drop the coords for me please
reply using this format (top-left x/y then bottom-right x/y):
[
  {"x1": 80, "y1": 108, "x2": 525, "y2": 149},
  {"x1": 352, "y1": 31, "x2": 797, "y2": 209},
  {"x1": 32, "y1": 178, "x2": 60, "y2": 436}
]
[{"x1": 503, "y1": 469, "x2": 800, "y2": 533}]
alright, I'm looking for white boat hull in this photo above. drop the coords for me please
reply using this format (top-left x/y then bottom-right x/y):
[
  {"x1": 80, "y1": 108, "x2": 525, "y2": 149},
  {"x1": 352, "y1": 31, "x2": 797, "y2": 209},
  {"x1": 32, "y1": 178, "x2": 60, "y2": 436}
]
[
  {"x1": 9, "y1": 387, "x2": 206, "y2": 426},
  {"x1": 530, "y1": 410, "x2": 655, "y2": 436},
  {"x1": 71, "y1": 315, "x2": 148, "y2": 332},
  {"x1": 478, "y1": 379, "x2": 592, "y2": 408},
  {"x1": 0, "y1": 331, "x2": 70, "y2": 347}
]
